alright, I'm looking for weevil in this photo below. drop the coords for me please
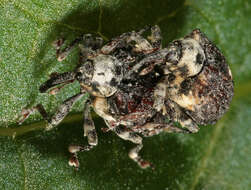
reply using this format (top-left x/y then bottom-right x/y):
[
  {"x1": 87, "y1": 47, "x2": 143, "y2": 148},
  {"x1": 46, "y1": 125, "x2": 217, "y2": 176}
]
[{"x1": 19, "y1": 26, "x2": 233, "y2": 169}]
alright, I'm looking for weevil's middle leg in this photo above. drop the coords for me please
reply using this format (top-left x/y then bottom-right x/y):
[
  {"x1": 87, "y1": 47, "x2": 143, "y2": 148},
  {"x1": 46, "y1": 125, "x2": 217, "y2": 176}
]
[{"x1": 68, "y1": 99, "x2": 98, "y2": 170}]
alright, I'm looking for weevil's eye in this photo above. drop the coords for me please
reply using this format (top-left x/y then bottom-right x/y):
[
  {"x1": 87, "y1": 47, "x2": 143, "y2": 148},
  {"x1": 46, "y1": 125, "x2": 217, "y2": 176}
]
[
  {"x1": 165, "y1": 40, "x2": 182, "y2": 65},
  {"x1": 75, "y1": 61, "x2": 94, "y2": 84}
]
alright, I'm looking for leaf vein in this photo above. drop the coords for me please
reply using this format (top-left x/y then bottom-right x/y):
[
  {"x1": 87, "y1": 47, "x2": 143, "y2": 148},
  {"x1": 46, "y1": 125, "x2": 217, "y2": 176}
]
[{"x1": 18, "y1": 146, "x2": 27, "y2": 190}]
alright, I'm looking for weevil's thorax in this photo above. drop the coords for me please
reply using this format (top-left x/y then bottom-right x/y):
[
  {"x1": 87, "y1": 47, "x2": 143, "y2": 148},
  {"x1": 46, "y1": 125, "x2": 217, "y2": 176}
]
[
  {"x1": 165, "y1": 38, "x2": 205, "y2": 78},
  {"x1": 76, "y1": 54, "x2": 124, "y2": 97}
]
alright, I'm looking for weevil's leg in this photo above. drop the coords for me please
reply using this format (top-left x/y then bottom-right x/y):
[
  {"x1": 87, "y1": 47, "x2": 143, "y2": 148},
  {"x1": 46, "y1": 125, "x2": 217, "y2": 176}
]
[
  {"x1": 78, "y1": 35, "x2": 104, "y2": 64},
  {"x1": 101, "y1": 26, "x2": 156, "y2": 55},
  {"x1": 147, "y1": 25, "x2": 162, "y2": 49},
  {"x1": 54, "y1": 36, "x2": 83, "y2": 61},
  {"x1": 68, "y1": 100, "x2": 98, "y2": 170},
  {"x1": 39, "y1": 71, "x2": 76, "y2": 93},
  {"x1": 46, "y1": 93, "x2": 85, "y2": 130},
  {"x1": 92, "y1": 97, "x2": 117, "y2": 126},
  {"x1": 176, "y1": 115, "x2": 199, "y2": 133},
  {"x1": 100, "y1": 32, "x2": 133, "y2": 54},
  {"x1": 86, "y1": 35, "x2": 103, "y2": 50},
  {"x1": 153, "y1": 79, "x2": 166, "y2": 112},
  {"x1": 113, "y1": 125, "x2": 154, "y2": 169},
  {"x1": 18, "y1": 104, "x2": 49, "y2": 125},
  {"x1": 125, "y1": 48, "x2": 167, "y2": 78},
  {"x1": 136, "y1": 122, "x2": 190, "y2": 137},
  {"x1": 18, "y1": 93, "x2": 85, "y2": 130},
  {"x1": 54, "y1": 34, "x2": 103, "y2": 62},
  {"x1": 165, "y1": 99, "x2": 200, "y2": 133},
  {"x1": 68, "y1": 145, "x2": 94, "y2": 170},
  {"x1": 83, "y1": 100, "x2": 98, "y2": 146},
  {"x1": 128, "y1": 144, "x2": 154, "y2": 169}
]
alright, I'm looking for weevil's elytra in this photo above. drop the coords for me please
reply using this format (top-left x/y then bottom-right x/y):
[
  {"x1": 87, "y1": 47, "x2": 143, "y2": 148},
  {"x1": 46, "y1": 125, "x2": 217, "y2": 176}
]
[{"x1": 19, "y1": 25, "x2": 234, "y2": 169}]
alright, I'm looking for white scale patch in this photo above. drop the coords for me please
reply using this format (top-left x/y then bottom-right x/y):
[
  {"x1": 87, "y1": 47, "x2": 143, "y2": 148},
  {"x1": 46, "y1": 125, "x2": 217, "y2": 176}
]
[
  {"x1": 179, "y1": 39, "x2": 205, "y2": 77},
  {"x1": 92, "y1": 55, "x2": 122, "y2": 97}
]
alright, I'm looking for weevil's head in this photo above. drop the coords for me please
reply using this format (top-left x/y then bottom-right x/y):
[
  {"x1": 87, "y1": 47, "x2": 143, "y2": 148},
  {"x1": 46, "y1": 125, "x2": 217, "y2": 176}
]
[{"x1": 76, "y1": 54, "x2": 124, "y2": 97}]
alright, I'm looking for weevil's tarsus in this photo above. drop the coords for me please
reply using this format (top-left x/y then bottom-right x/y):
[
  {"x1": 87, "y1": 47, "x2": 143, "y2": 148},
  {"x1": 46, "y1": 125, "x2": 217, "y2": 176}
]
[{"x1": 68, "y1": 144, "x2": 95, "y2": 170}]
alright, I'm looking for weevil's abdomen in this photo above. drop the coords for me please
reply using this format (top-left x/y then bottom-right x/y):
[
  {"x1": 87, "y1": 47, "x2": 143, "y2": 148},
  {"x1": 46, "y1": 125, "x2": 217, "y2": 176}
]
[{"x1": 178, "y1": 29, "x2": 234, "y2": 125}]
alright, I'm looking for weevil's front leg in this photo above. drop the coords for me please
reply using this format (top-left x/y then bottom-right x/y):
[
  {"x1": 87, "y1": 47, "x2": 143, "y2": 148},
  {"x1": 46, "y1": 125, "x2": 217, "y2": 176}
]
[
  {"x1": 68, "y1": 144, "x2": 93, "y2": 170},
  {"x1": 54, "y1": 34, "x2": 103, "y2": 62},
  {"x1": 83, "y1": 100, "x2": 98, "y2": 146},
  {"x1": 53, "y1": 36, "x2": 83, "y2": 61},
  {"x1": 39, "y1": 71, "x2": 76, "y2": 93},
  {"x1": 153, "y1": 79, "x2": 166, "y2": 112},
  {"x1": 113, "y1": 125, "x2": 154, "y2": 169},
  {"x1": 68, "y1": 100, "x2": 98, "y2": 170},
  {"x1": 147, "y1": 25, "x2": 162, "y2": 49},
  {"x1": 18, "y1": 93, "x2": 85, "y2": 130},
  {"x1": 92, "y1": 97, "x2": 117, "y2": 127}
]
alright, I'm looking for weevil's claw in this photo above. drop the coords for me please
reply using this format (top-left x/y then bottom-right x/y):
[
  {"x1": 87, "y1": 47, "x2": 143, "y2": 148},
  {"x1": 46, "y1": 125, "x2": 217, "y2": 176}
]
[
  {"x1": 68, "y1": 153, "x2": 79, "y2": 171},
  {"x1": 18, "y1": 108, "x2": 33, "y2": 125},
  {"x1": 52, "y1": 38, "x2": 65, "y2": 50}
]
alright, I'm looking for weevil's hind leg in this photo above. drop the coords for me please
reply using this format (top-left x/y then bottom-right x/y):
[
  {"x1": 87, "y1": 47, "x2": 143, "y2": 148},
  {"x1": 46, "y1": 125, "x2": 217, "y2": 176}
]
[
  {"x1": 165, "y1": 99, "x2": 200, "y2": 133},
  {"x1": 148, "y1": 25, "x2": 162, "y2": 49},
  {"x1": 113, "y1": 125, "x2": 154, "y2": 169},
  {"x1": 177, "y1": 114, "x2": 199, "y2": 133},
  {"x1": 137, "y1": 122, "x2": 190, "y2": 137},
  {"x1": 39, "y1": 71, "x2": 76, "y2": 94},
  {"x1": 18, "y1": 93, "x2": 85, "y2": 130}
]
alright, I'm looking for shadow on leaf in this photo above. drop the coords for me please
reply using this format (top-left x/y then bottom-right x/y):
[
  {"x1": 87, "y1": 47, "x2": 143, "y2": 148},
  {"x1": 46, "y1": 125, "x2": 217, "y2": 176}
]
[{"x1": 19, "y1": 0, "x2": 197, "y2": 189}]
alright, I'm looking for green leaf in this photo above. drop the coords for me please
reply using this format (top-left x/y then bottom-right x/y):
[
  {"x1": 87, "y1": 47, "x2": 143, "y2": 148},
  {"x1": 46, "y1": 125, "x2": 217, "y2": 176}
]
[{"x1": 0, "y1": 0, "x2": 251, "y2": 189}]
